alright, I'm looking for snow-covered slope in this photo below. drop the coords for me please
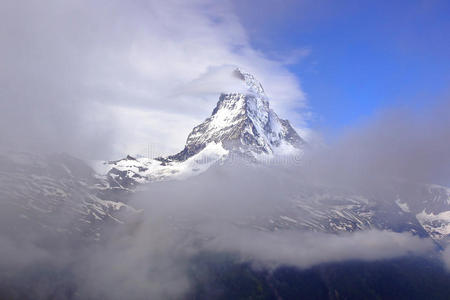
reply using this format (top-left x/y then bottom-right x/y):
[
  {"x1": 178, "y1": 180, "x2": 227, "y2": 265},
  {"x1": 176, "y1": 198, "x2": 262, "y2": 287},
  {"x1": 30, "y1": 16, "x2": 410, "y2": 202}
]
[
  {"x1": 101, "y1": 68, "x2": 305, "y2": 187},
  {"x1": 104, "y1": 142, "x2": 228, "y2": 188}
]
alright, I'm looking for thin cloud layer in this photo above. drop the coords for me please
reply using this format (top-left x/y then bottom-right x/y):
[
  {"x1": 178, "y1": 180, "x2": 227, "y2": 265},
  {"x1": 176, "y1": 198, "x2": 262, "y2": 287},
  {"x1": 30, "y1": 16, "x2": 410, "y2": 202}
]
[{"x1": 205, "y1": 230, "x2": 433, "y2": 268}]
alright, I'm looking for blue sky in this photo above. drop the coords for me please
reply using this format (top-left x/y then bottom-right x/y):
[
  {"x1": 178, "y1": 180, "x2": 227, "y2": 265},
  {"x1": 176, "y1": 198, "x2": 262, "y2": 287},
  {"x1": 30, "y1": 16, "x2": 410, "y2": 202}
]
[{"x1": 233, "y1": 0, "x2": 450, "y2": 137}]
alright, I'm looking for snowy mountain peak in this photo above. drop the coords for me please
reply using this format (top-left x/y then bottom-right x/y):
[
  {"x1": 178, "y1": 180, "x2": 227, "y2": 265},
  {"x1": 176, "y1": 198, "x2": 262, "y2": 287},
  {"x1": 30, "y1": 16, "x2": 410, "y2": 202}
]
[{"x1": 170, "y1": 69, "x2": 305, "y2": 161}]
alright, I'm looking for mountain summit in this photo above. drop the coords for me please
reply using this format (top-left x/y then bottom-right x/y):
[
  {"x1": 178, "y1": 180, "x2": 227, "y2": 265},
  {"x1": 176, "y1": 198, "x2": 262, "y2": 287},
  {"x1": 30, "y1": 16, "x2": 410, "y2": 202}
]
[
  {"x1": 170, "y1": 68, "x2": 304, "y2": 161},
  {"x1": 102, "y1": 69, "x2": 305, "y2": 186}
]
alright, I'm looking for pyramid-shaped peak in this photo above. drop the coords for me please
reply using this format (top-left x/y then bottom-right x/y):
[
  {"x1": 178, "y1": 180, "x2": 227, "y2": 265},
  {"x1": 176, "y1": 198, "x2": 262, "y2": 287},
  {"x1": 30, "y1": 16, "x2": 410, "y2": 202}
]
[{"x1": 168, "y1": 68, "x2": 305, "y2": 161}]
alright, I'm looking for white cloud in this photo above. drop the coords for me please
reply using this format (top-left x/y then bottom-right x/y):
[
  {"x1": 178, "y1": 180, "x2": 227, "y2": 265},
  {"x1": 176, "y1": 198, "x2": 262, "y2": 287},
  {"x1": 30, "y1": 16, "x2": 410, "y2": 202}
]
[{"x1": 0, "y1": 0, "x2": 307, "y2": 159}]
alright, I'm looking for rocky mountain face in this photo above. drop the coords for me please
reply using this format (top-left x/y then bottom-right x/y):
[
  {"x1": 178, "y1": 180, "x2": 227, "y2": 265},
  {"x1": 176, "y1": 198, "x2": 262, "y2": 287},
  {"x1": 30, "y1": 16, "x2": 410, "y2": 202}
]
[{"x1": 169, "y1": 69, "x2": 304, "y2": 161}]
